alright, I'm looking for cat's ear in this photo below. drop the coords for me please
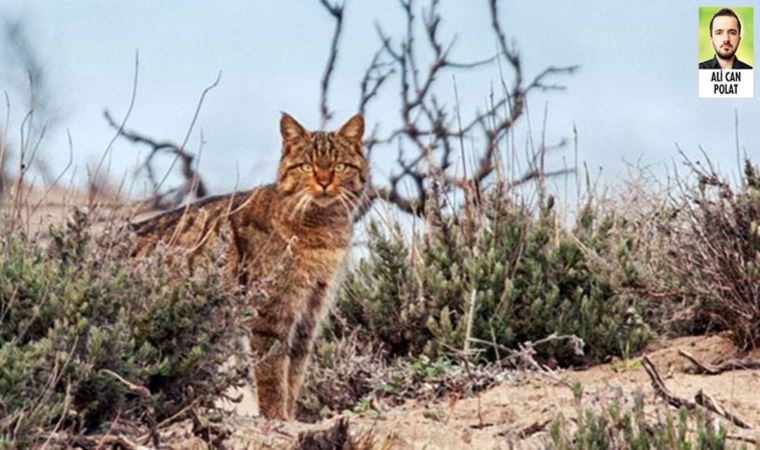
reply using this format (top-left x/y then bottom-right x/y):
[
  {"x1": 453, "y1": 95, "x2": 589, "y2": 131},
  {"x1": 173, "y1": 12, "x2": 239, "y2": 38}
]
[
  {"x1": 280, "y1": 113, "x2": 308, "y2": 143},
  {"x1": 337, "y1": 114, "x2": 364, "y2": 146}
]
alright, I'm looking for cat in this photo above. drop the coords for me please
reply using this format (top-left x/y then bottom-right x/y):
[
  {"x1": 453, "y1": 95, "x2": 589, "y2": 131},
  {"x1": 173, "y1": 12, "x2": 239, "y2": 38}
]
[{"x1": 132, "y1": 113, "x2": 367, "y2": 420}]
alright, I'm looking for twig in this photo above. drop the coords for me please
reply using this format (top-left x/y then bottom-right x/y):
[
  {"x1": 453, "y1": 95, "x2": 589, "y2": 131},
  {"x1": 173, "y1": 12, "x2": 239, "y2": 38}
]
[
  {"x1": 641, "y1": 356, "x2": 752, "y2": 429},
  {"x1": 0, "y1": 92, "x2": 10, "y2": 198},
  {"x1": 100, "y1": 370, "x2": 160, "y2": 446},
  {"x1": 318, "y1": 0, "x2": 345, "y2": 128},
  {"x1": 497, "y1": 417, "x2": 553, "y2": 439},
  {"x1": 695, "y1": 390, "x2": 752, "y2": 429},
  {"x1": 155, "y1": 71, "x2": 220, "y2": 195},
  {"x1": 642, "y1": 355, "x2": 695, "y2": 410},
  {"x1": 678, "y1": 349, "x2": 760, "y2": 375},
  {"x1": 358, "y1": 48, "x2": 394, "y2": 114},
  {"x1": 31, "y1": 128, "x2": 74, "y2": 215},
  {"x1": 100, "y1": 369, "x2": 150, "y2": 398},
  {"x1": 726, "y1": 433, "x2": 758, "y2": 445},
  {"x1": 79, "y1": 434, "x2": 150, "y2": 450},
  {"x1": 39, "y1": 384, "x2": 72, "y2": 450},
  {"x1": 103, "y1": 110, "x2": 207, "y2": 210},
  {"x1": 459, "y1": 354, "x2": 485, "y2": 429},
  {"x1": 462, "y1": 288, "x2": 477, "y2": 359},
  {"x1": 517, "y1": 418, "x2": 552, "y2": 439},
  {"x1": 93, "y1": 51, "x2": 139, "y2": 207}
]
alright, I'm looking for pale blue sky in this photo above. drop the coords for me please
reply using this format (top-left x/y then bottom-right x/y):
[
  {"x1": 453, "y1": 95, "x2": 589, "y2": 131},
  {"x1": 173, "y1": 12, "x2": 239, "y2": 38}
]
[{"x1": 0, "y1": 1, "x2": 757, "y2": 198}]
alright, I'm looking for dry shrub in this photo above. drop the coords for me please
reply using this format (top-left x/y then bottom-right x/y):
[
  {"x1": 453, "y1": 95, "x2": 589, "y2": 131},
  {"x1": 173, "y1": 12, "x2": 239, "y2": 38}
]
[
  {"x1": 657, "y1": 159, "x2": 760, "y2": 349},
  {"x1": 297, "y1": 332, "x2": 384, "y2": 422},
  {"x1": 298, "y1": 330, "x2": 509, "y2": 422}
]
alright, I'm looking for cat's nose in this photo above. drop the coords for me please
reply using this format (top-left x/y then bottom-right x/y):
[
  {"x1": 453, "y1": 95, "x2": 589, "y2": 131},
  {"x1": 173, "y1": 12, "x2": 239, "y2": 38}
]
[
  {"x1": 317, "y1": 179, "x2": 330, "y2": 189},
  {"x1": 315, "y1": 170, "x2": 332, "y2": 189}
]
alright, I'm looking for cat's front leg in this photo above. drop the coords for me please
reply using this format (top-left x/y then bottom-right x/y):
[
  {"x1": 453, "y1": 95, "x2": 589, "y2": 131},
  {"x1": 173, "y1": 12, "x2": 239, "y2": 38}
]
[
  {"x1": 287, "y1": 280, "x2": 332, "y2": 418},
  {"x1": 249, "y1": 297, "x2": 300, "y2": 420}
]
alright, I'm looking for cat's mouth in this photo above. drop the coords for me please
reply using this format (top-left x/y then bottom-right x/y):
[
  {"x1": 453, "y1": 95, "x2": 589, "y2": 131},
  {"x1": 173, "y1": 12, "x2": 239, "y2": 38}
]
[{"x1": 310, "y1": 192, "x2": 338, "y2": 207}]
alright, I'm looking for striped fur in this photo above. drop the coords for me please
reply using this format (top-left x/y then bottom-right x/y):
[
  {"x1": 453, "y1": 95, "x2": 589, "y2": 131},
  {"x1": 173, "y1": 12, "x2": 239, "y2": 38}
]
[{"x1": 133, "y1": 114, "x2": 366, "y2": 420}]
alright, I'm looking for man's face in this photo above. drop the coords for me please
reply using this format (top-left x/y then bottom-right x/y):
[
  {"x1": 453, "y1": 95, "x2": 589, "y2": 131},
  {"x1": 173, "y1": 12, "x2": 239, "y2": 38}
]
[{"x1": 711, "y1": 15, "x2": 741, "y2": 60}]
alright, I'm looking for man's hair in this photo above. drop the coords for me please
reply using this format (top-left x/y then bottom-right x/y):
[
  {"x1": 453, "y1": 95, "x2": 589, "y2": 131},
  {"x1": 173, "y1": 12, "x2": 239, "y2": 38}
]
[{"x1": 710, "y1": 8, "x2": 741, "y2": 36}]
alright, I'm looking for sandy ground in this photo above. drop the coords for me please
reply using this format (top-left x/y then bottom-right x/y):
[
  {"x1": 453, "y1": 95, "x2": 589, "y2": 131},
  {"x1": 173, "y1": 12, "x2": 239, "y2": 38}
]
[
  {"x1": 0, "y1": 182, "x2": 131, "y2": 234},
  {"x1": 215, "y1": 335, "x2": 760, "y2": 449}
]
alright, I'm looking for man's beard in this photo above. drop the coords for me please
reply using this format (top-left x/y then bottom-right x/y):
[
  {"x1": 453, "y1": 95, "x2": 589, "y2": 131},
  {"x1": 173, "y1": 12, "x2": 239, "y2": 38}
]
[{"x1": 714, "y1": 43, "x2": 737, "y2": 60}]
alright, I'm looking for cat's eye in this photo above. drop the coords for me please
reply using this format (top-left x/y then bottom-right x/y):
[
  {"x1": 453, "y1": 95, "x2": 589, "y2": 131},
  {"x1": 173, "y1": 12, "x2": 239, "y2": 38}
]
[
  {"x1": 335, "y1": 163, "x2": 346, "y2": 172},
  {"x1": 300, "y1": 163, "x2": 313, "y2": 172}
]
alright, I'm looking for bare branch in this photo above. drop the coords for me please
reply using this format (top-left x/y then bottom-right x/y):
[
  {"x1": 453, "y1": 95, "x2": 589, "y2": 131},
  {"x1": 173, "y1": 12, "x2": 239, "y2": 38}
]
[
  {"x1": 358, "y1": 48, "x2": 395, "y2": 114},
  {"x1": 678, "y1": 349, "x2": 760, "y2": 374},
  {"x1": 155, "y1": 71, "x2": 221, "y2": 193},
  {"x1": 103, "y1": 110, "x2": 207, "y2": 210},
  {"x1": 642, "y1": 356, "x2": 753, "y2": 429},
  {"x1": 92, "y1": 51, "x2": 140, "y2": 207},
  {"x1": 526, "y1": 65, "x2": 581, "y2": 92},
  {"x1": 320, "y1": 0, "x2": 578, "y2": 219},
  {"x1": 318, "y1": 0, "x2": 345, "y2": 128}
]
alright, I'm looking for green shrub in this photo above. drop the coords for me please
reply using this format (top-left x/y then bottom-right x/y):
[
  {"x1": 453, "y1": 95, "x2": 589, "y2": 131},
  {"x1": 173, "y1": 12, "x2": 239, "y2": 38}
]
[
  {"x1": 549, "y1": 385, "x2": 755, "y2": 450},
  {"x1": 334, "y1": 187, "x2": 651, "y2": 366},
  {"x1": 0, "y1": 211, "x2": 245, "y2": 446}
]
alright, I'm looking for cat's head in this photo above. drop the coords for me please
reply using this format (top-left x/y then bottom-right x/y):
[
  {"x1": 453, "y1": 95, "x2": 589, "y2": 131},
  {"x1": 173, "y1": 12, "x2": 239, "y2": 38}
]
[{"x1": 276, "y1": 113, "x2": 368, "y2": 214}]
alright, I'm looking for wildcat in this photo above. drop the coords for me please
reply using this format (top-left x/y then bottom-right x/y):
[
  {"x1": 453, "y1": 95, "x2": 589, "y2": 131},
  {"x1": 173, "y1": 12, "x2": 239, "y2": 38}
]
[{"x1": 132, "y1": 113, "x2": 366, "y2": 420}]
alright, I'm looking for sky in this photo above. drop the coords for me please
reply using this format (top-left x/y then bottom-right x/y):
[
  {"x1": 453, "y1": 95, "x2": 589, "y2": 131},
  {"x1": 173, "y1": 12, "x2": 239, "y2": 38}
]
[{"x1": 0, "y1": 0, "x2": 758, "y2": 201}]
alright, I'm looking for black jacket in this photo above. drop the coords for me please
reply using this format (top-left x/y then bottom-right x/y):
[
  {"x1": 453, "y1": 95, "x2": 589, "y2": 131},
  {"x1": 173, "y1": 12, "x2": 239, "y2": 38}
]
[{"x1": 699, "y1": 55, "x2": 753, "y2": 70}]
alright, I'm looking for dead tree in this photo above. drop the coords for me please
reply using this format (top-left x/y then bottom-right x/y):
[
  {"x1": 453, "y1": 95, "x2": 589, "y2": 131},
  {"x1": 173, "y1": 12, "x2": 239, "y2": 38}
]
[{"x1": 317, "y1": 0, "x2": 578, "y2": 219}]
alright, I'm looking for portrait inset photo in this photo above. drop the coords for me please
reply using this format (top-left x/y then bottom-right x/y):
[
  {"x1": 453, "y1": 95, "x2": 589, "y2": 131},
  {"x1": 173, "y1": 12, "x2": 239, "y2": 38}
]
[
  {"x1": 699, "y1": 7, "x2": 753, "y2": 70},
  {"x1": 698, "y1": 6, "x2": 754, "y2": 98}
]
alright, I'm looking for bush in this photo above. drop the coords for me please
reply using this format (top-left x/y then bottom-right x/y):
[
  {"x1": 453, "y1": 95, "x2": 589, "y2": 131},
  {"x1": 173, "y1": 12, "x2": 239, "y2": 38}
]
[
  {"x1": 658, "y1": 160, "x2": 760, "y2": 349},
  {"x1": 334, "y1": 186, "x2": 652, "y2": 366},
  {"x1": 549, "y1": 384, "x2": 755, "y2": 450},
  {"x1": 0, "y1": 211, "x2": 245, "y2": 447},
  {"x1": 299, "y1": 332, "x2": 507, "y2": 422},
  {"x1": 297, "y1": 333, "x2": 381, "y2": 422}
]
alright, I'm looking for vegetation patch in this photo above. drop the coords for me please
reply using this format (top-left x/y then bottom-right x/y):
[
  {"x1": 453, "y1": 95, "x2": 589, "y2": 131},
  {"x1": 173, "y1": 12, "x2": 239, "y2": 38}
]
[
  {"x1": 0, "y1": 211, "x2": 247, "y2": 447},
  {"x1": 333, "y1": 187, "x2": 652, "y2": 367}
]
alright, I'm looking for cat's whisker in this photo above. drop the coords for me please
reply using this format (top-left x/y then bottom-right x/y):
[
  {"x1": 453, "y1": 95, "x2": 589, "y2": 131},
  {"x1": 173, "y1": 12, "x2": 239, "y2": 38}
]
[
  {"x1": 288, "y1": 195, "x2": 302, "y2": 221},
  {"x1": 298, "y1": 196, "x2": 313, "y2": 220},
  {"x1": 341, "y1": 189, "x2": 360, "y2": 206},
  {"x1": 289, "y1": 191, "x2": 310, "y2": 221},
  {"x1": 291, "y1": 190, "x2": 310, "y2": 219},
  {"x1": 336, "y1": 194, "x2": 351, "y2": 217},
  {"x1": 342, "y1": 196, "x2": 360, "y2": 219},
  {"x1": 297, "y1": 195, "x2": 311, "y2": 218},
  {"x1": 339, "y1": 190, "x2": 359, "y2": 212},
  {"x1": 342, "y1": 195, "x2": 357, "y2": 213}
]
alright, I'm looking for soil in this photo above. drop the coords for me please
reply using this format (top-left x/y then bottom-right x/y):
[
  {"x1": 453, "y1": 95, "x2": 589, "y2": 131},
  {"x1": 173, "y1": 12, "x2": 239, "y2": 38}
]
[{"x1": 215, "y1": 335, "x2": 760, "y2": 449}]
